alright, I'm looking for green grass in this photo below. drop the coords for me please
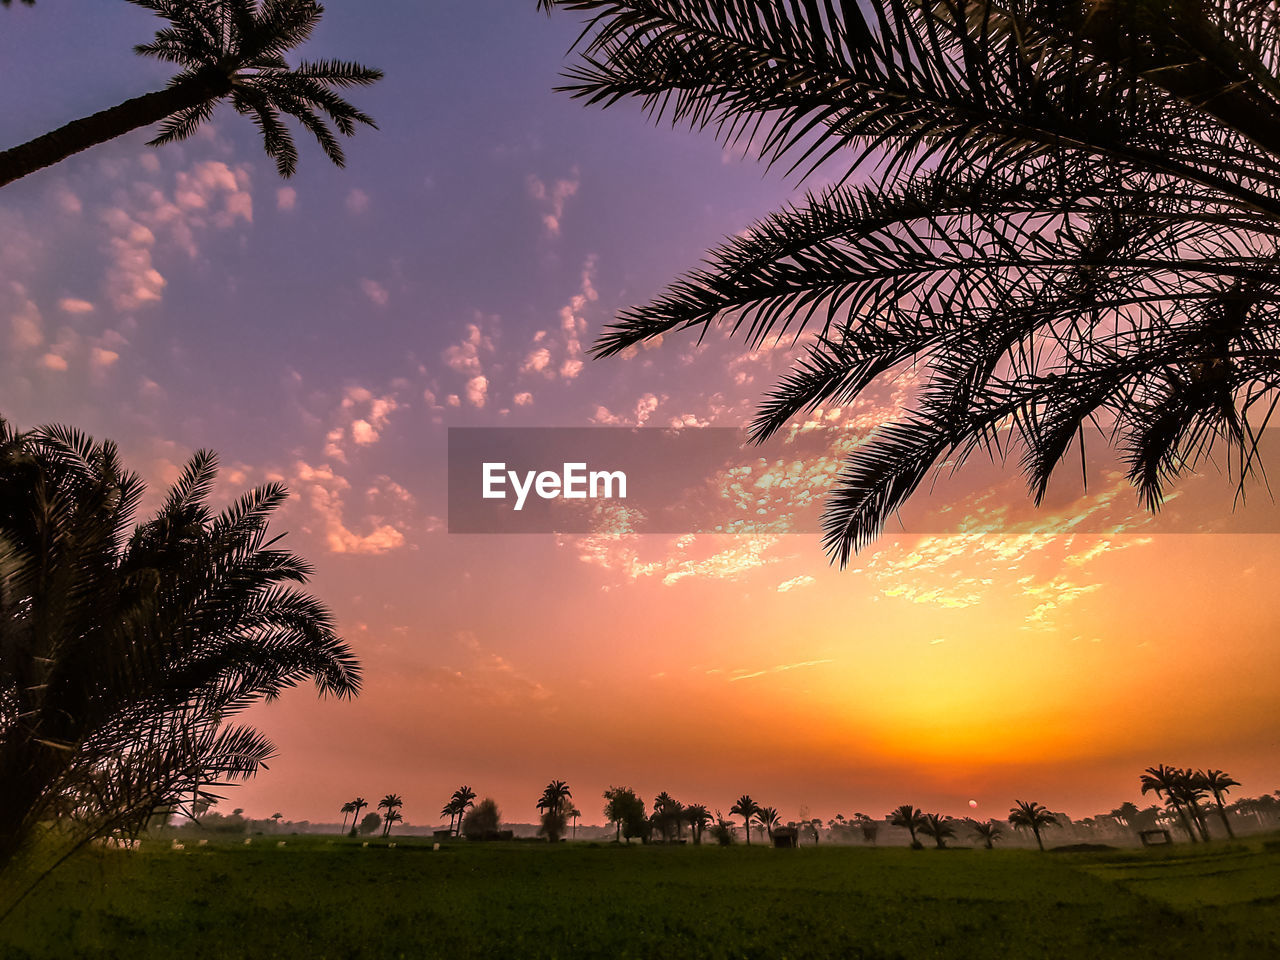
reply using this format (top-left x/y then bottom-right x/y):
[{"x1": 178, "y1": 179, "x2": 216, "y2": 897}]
[{"x1": 2, "y1": 836, "x2": 1277, "y2": 959}]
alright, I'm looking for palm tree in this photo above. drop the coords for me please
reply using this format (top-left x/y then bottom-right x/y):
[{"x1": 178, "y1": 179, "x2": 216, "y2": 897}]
[
  {"x1": 888, "y1": 805, "x2": 927, "y2": 849},
  {"x1": 685, "y1": 804, "x2": 711, "y2": 846},
  {"x1": 918, "y1": 814, "x2": 955, "y2": 850},
  {"x1": 1008, "y1": 801, "x2": 1059, "y2": 852},
  {"x1": 539, "y1": 780, "x2": 572, "y2": 817},
  {"x1": 755, "y1": 806, "x2": 781, "y2": 843},
  {"x1": 0, "y1": 0, "x2": 382, "y2": 189},
  {"x1": 447, "y1": 786, "x2": 477, "y2": 837},
  {"x1": 1142, "y1": 765, "x2": 1199, "y2": 843},
  {"x1": 729, "y1": 795, "x2": 759, "y2": 846},
  {"x1": 1172, "y1": 770, "x2": 1212, "y2": 842},
  {"x1": 972, "y1": 819, "x2": 1003, "y2": 850},
  {"x1": 339, "y1": 801, "x2": 356, "y2": 835},
  {"x1": 348, "y1": 798, "x2": 368, "y2": 838},
  {"x1": 565, "y1": 803, "x2": 581, "y2": 840},
  {"x1": 1200, "y1": 769, "x2": 1241, "y2": 839},
  {"x1": 539, "y1": 0, "x2": 1280, "y2": 564},
  {"x1": 382, "y1": 810, "x2": 403, "y2": 838},
  {"x1": 378, "y1": 795, "x2": 403, "y2": 838},
  {"x1": 0, "y1": 419, "x2": 361, "y2": 871}
]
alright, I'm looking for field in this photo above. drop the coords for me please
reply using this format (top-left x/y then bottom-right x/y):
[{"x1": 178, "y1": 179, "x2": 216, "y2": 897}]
[{"x1": 2, "y1": 836, "x2": 1277, "y2": 959}]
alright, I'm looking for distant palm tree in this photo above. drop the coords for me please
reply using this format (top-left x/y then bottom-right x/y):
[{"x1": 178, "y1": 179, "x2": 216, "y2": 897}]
[
  {"x1": 339, "y1": 801, "x2": 356, "y2": 835},
  {"x1": 918, "y1": 814, "x2": 955, "y2": 850},
  {"x1": 448, "y1": 786, "x2": 477, "y2": 837},
  {"x1": 729, "y1": 795, "x2": 759, "y2": 846},
  {"x1": 1008, "y1": 801, "x2": 1059, "y2": 852},
  {"x1": 377, "y1": 794, "x2": 403, "y2": 838},
  {"x1": 685, "y1": 804, "x2": 711, "y2": 846},
  {"x1": 888, "y1": 805, "x2": 927, "y2": 849},
  {"x1": 1200, "y1": 769, "x2": 1241, "y2": 839},
  {"x1": 0, "y1": 0, "x2": 382, "y2": 189},
  {"x1": 1141, "y1": 765, "x2": 1199, "y2": 843},
  {"x1": 382, "y1": 810, "x2": 403, "y2": 838},
  {"x1": 972, "y1": 820, "x2": 1003, "y2": 850},
  {"x1": 755, "y1": 806, "x2": 781, "y2": 843},
  {"x1": 348, "y1": 798, "x2": 368, "y2": 838},
  {"x1": 539, "y1": 780, "x2": 572, "y2": 817},
  {"x1": 566, "y1": 803, "x2": 581, "y2": 840}
]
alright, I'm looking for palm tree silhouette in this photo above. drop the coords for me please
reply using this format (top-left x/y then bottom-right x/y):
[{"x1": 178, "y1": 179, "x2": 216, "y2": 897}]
[
  {"x1": 729, "y1": 796, "x2": 759, "y2": 846},
  {"x1": 0, "y1": 420, "x2": 361, "y2": 869},
  {"x1": 684, "y1": 804, "x2": 711, "y2": 846},
  {"x1": 1141, "y1": 765, "x2": 1200, "y2": 843},
  {"x1": 377, "y1": 795, "x2": 403, "y2": 838},
  {"x1": 540, "y1": 0, "x2": 1280, "y2": 563},
  {"x1": 972, "y1": 819, "x2": 1003, "y2": 850},
  {"x1": 445, "y1": 786, "x2": 476, "y2": 837},
  {"x1": 888, "y1": 805, "x2": 927, "y2": 849},
  {"x1": 539, "y1": 780, "x2": 572, "y2": 817},
  {"x1": 382, "y1": 810, "x2": 403, "y2": 838},
  {"x1": 0, "y1": 0, "x2": 382, "y2": 188},
  {"x1": 339, "y1": 801, "x2": 356, "y2": 835},
  {"x1": 1200, "y1": 769, "x2": 1241, "y2": 839},
  {"x1": 348, "y1": 798, "x2": 368, "y2": 838},
  {"x1": 1008, "y1": 801, "x2": 1059, "y2": 852},
  {"x1": 918, "y1": 814, "x2": 955, "y2": 850},
  {"x1": 755, "y1": 806, "x2": 781, "y2": 843}
]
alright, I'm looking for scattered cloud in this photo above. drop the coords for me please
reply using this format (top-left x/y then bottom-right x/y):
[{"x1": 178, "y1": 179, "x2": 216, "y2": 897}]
[{"x1": 526, "y1": 169, "x2": 579, "y2": 237}]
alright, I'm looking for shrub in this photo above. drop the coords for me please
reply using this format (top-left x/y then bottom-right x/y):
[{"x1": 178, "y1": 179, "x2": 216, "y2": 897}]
[
  {"x1": 462, "y1": 799, "x2": 501, "y2": 841},
  {"x1": 709, "y1": 819, "x2": 735, "y2": 846}
]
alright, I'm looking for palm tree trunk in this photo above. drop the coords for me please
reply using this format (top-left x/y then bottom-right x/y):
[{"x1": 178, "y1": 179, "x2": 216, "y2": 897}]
[
  {"x1": 1174, "y1": 803, "x2": 1198, "y2": 843},
  {"x1": 0, "y1": 70, "x2": 230, "y2": 188},
  {"x1": 1213, "y1": 793, "x2": 1235, "y2": 839},
  {"x1": 743, "y1": 817, "x2": 750, "y2": 845},
  {"x1": 1032, "y1": 826, "x2": 1044, "y2": 852}
]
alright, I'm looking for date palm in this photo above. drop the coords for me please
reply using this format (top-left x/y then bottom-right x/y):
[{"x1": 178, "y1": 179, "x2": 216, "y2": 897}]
[
  {"x1": 729, "y1": 795, "x2": 759, "y2": 846},
  {"x1": 1008, "y1": 801, "x2": 1059, "y2": 852},
  {"x1": 377, "y1": 794, "x2": 402, "y2": 837},
  {"x1": 755, "y1": 806, "x2": 781, "y2": 842},
  {"x1": 972, "y1": 819, "x2": 1003, "y2": 850},
  {"x1": 539, "y1": 780, "x2": 573, "y2": 817},
  {"x1": 446, "y1": 786, "x2": 477, "y2": 837},
  {"x1": 918, "y1": 813, "x2": 955, "y2": 850},
  {"x1": 347, "y1": 797, "x2": 368, "y2": 837},
  {"x1": 1141, "y1": 765, "x2": 1200, "y2": 843},
  {"x1": 888, "y1": 804, "x2": 927, "y2": 849},
  {"x1": 339, "y1": 801, "x2": 355, "y2": 834},
  {"x1": 0, "y1": 418, "x2": 360, "y2": 874},
  {"x1": 1200, "y1": 769, "x2": 1241, "y2": 839},
  {"x1": 540, "y1": 0, "x2": 1280, "y2": 563},
  {"x1": 0, "y1": 0, "x2": 382, "y2": 189},
  {"x1": 684, "y1": 804, "x2": 711, "y2": 845},
  {"x1": 382, "y1": 810, "x2": 403, "y2": 838}
]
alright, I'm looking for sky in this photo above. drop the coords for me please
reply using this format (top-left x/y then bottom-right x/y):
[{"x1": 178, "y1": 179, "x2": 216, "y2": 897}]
[{"x1": 1, "y1": 0, "x2": 1277, "y2": 828}]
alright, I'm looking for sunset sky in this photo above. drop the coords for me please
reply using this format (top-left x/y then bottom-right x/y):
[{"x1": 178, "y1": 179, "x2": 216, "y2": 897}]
[{"x1": 1, "y1": 0, "x2": 1276, "y2": 828}]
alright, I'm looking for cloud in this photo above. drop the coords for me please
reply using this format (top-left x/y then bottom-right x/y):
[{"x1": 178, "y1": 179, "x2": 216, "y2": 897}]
[
  {"x1": 293, "y1": 460, "x2": 407, "y2": 555},
  {"x1": 514, "y1": 391, "x2": 534, "y2": 407},
  {"x1": 346, "y1": 188, "x2": 370, "y2": 215},
  {"x1": 361, "y1": 278, "x2": 389, "y2": 306},
  {"x1": 776, "y1": 575, "x2": 816, "y2": 593},
  {"x1": 40, "y1": 353, "x2": 68, "y2": 371},
  {"x1": 90, "y1": 347, "x2": 119, "y2": 369},
  {"x1": 444, "y1": 322, "x2": 494, "y2": 376},
  {"x1": 58, "y1": 298, "x2": 94, "y2": 314},
  {"x1": 101, "y1": 208, "x2": 165, "y2": 311},
  {"x1": 526, "y1": 169, "x2": 579, "y2": 237},
  {"x1": 727, "y1": 658, "x2": 833, "y2": 682},
  {"x1": 277, "y1": 187, "x2": 297, "y2": 212},
  {"x1": 7, "y1": 286, "x2": 43, "y2": 350},
  {"x1": 466, "y1": 374, "x2": 489, "y2": 408}
]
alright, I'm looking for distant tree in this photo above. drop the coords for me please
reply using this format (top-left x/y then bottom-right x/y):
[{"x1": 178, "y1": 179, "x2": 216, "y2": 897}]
[
  {"x1": 565, "y1": 803, "x2": 581, "y2": 840},
  {"x1": 730, "y1": 795, "x2": 760, "y2": 846},
  {"x1": 537, "y1": 780, "x2": 572, "y2": 842},
  {"x1": 0, "y1": 0, "x2": 383, "y2": 189},
  {"x1": 709, "y1": 812, "x2": 735, "y2": 846},
  {"x1": 889, "y1": 805, "x2": 927, "y2": 849},
  {"x1": 382, "y1": 810, "x2": 403, "y2": 838},
  {"x1": 446, "y1": 786, "x2": 477, "y2": 837},
  {"x1": 918, "y1": 813, "x2": 954, "y2": 849},
  {"x1": 603, "y1": 786, "x2": 647, "y2": 844},
  {"x1": 339, "y1": 801, "x2": 356, "y2": 835},
  {"x1": 358, "y1": 812, "x2": 381, "y2": 836},
  {"x1": 1008, "y1": 801, "x2": 1058, "y2": 851},
  {"x1": 348, "y1": 798, "x2": 368, "y2": 838},
  {"x1": 462, "y1": 798, "x2": 501, "y2": 841},
  {"x1": 377, "y1": 795, "x2": 403, "y2": 837},
  {"x1": 684, "y1": 804, "x2": 711, "y2": 845},
  {"x1": 755, "y1": 806, "x2": 781, "y2": 842},
  {"x1": 972, "y1": 819, "x2": 1003, "y2": 850},
  {"x1": 1141, "y1": 765, "x2": 1200, "y2": 842},
  {"x1": 1110, "y1": 801, "x2": 1140, "y2": 830},
  {"x1": 853, "y1": 813, "x2": 879, "y2": 845},
  {"x1": 270, "y1": 812, "x2": 283, "y2": 830}
]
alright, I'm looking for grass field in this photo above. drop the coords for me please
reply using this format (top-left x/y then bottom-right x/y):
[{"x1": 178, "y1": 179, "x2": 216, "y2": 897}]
[{"x1": 2, "y1": 836, "x2": 1277, "y2": 959}]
